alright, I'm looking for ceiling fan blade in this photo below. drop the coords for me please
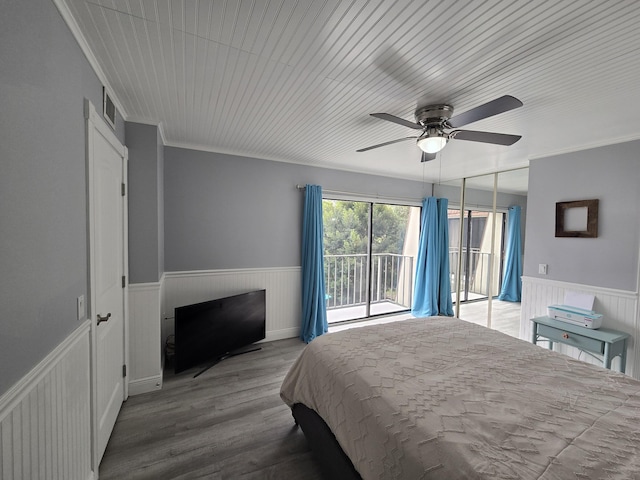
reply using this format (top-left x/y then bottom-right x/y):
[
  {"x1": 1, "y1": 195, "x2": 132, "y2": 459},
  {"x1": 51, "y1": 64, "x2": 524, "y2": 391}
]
[
  {"x1": 421, "y1": 151, "x2": 437, "y2": 162},
  {"x1": 356, "y1": 136, "x2": 417, "y2": 152},
  {"x1": 451, "y1": 130, "x2": 522, "y2": 146},
  {"x1": 448, "y1": 95, "x2": 523, "y2": 128},
  {"x1": 370, "y1": 113, "x2": 422, "y2": 130}
]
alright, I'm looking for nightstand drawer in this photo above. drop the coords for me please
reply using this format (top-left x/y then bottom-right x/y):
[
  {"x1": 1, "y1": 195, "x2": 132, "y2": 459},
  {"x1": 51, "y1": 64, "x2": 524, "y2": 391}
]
[{"x1": 537, "y1": 324, "x2": 604, "y2": 354}]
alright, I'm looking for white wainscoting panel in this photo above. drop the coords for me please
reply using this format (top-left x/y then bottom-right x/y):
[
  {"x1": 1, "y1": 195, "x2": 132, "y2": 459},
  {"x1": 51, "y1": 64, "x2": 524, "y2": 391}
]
[
  {"x1": 128, "y1": 281, "x2": 163, "y2": 396},
  {"x1": 163, "y1": 267, "x2": 302, "y2": 347},
  {"x1": 0, "y1": 322, "x2": 92, "y2": 480},
  {"x1": 521, "y1": 276, "x2": 639, "y2": 379}
]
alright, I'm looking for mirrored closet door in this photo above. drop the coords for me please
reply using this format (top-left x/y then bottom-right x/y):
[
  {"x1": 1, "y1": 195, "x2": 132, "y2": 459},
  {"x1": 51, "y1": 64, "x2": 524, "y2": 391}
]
[{"x1": 439, "y1": 167, "x2": 528, "y2": 338}]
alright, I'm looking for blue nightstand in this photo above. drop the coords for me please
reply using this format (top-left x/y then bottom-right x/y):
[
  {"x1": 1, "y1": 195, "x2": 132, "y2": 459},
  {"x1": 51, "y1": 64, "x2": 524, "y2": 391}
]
[{"x1": 531, "y1": 316, "x2": 630, "y2": 373}]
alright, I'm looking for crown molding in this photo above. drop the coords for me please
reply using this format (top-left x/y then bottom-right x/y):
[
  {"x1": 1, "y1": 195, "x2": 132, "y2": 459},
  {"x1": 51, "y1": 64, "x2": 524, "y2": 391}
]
[
  {"x1": 124, "y1": 116, "x2": 168, "y2": 146},
  {"x1": 53, "y1": 0, "x2": 129, "y2": 120},
  {"x1": 529, "y1": 133, "x2": 640, "y2": 161}
]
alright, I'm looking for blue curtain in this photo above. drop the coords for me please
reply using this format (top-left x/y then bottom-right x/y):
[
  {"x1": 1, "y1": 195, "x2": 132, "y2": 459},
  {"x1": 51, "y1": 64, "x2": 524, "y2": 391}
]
[
  {"x1": 412, "y1": 197, "x2": 454, "y2": 317},
  {"x1": 300, "y1": 184, "x2": 328, "y2": 343},
  {"x1": 498, "y1": 205, "x2": 522, "y2": 302}
]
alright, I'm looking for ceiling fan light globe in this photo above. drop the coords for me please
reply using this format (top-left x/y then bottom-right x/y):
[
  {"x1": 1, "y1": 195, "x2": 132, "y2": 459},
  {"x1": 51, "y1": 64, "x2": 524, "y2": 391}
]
[{"x1": 417, "y1": 135, "x2": 447, "y2": 153}]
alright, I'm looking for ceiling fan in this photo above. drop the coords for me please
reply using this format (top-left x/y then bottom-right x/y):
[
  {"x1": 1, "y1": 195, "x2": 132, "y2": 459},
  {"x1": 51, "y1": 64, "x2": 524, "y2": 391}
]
[{"x1": 357, "y1": 95, "x2": 523, "y2": 162}]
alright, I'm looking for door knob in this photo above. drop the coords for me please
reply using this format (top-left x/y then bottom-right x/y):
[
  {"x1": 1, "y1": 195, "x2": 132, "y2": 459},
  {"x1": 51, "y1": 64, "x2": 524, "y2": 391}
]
[{"x1": 97, "y1": 313, "x2": 112, "y2": 325}]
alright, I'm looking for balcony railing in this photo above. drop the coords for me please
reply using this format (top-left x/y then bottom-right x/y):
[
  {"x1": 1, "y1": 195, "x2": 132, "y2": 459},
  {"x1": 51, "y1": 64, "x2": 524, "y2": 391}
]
[
  {"x1": 324, "y1": 249, "x2": 500, "y2": 312},
  {"x1": 449, "y1": 248, "x2": 499, "y2": 298},
  {"x1": 324, "y1": 253, "x2": 414, "y2": 310}
]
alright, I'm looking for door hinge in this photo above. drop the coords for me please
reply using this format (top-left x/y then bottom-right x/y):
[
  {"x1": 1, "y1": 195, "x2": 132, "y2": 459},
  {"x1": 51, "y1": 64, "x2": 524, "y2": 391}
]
[
  {"x1": 122, "y1": 364, "x2": 127, "y2": 378},
  {"x1": 121, "y1": 183, "x2": 126, "y2": 196},
  {"x1": 122, "y1": 275, "x2": 126, "y2": 288}
]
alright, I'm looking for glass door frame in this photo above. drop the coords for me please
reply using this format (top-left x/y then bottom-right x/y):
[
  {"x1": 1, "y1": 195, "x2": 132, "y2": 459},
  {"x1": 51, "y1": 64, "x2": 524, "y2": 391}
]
[
  {"x1": 322, "y1": 194, "x2": 422, "y2": 324},
  {"x1": 453, "y1": 174, "x2": 503, "y2": 323}
]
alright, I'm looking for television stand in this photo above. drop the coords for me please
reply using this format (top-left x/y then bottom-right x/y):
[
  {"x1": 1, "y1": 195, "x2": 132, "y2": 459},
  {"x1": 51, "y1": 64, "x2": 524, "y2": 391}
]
[{"x1": 193, "y1": 345, "x2": 262, "y2": 378}]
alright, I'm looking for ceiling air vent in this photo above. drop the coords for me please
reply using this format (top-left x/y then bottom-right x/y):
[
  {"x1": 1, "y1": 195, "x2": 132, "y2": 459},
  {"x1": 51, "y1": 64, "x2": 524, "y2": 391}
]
[{"x1": 103, "y1": 87, "x2": 116, "y2": 129}]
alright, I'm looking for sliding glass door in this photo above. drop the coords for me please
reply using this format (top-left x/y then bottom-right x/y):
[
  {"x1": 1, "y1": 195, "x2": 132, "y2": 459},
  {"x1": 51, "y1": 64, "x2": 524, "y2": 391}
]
[{"x1": 323, "y1": 199, "x2": 420, "y2": 323}]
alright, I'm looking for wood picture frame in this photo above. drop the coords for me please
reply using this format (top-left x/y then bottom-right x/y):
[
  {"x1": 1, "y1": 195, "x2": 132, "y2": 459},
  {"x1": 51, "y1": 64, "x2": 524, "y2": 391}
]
[{"x1": 555, "y1": 199, "x2": 599, "y2": 238}]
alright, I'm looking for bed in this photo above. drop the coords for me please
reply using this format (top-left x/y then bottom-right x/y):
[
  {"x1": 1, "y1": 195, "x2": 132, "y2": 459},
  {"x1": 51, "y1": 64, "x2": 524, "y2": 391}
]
[{"x1": 280, "y1": 316, "x2": 640, "y2": 479}]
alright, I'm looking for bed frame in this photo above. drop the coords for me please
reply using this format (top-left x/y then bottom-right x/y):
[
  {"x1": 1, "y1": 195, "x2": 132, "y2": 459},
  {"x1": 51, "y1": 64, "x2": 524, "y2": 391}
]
[{"x1": 292, "y1": 403, "x2": 361, "y2": 479}]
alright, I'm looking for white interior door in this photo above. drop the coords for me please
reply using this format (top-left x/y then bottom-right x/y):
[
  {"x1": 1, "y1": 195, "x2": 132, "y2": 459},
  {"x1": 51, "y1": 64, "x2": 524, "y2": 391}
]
[{"x1": 86, "y1": 100, "x2": 128, "y2": 468}]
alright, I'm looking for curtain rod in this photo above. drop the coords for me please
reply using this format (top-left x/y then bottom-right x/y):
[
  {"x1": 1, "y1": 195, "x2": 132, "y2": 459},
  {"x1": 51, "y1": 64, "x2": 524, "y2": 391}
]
[
  {"x1": 295, "y1": 184, "x2": 425, "y2": 204},
  {"x1": 296, "y1": 185, "x2": 510, "y2": 211}
]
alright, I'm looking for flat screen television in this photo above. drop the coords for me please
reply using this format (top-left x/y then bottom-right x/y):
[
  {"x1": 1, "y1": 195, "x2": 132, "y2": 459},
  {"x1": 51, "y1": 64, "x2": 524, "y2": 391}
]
[{"x1": 174, "y1": 289, "x2": 266, "y2": 374}]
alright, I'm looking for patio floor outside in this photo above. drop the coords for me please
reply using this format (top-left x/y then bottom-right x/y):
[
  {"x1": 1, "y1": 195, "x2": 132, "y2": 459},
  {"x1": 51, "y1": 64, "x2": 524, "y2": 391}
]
[{"x1": 328, "y1": 299, "x2": 522, "y2": 339}]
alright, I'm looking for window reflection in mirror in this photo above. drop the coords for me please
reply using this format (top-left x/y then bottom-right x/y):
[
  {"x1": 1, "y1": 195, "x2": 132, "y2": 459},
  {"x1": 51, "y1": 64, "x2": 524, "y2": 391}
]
[
  {"x1": 492, "y1": 168, "x2": 528, "y2": 338},
  {"x1": 438, "y1": 168, "x2": 528, "y2": 337},
  {"x1": 456, "y1": 174, "x2": 498, "y2": 328}
]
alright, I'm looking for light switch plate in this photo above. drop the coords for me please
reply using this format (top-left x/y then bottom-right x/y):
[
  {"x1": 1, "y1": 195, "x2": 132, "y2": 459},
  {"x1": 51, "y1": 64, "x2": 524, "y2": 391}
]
[
  {"x1": 77, "y1": 295, "x2": 85, "y2": 320},
  {"x1": 538, "y1": 264, "x2": 548, "y2": 275}
]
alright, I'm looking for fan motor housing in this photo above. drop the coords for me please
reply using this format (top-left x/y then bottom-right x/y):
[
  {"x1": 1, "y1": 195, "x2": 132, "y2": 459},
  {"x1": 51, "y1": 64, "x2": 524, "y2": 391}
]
[{"x1": 415, "y1": 104, "x2": 454, "y2": 126}]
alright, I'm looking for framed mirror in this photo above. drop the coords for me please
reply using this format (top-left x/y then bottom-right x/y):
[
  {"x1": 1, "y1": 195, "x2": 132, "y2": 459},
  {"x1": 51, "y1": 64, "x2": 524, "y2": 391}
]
[{"x1": 555, "y1": 199, "x2": 598, "y2": 238}]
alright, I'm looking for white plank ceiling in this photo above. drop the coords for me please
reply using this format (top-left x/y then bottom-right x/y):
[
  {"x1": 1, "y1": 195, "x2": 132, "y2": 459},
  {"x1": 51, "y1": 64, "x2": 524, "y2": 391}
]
[{"x1": 58, "y1": 0, "x2": 640, "y2": 188}]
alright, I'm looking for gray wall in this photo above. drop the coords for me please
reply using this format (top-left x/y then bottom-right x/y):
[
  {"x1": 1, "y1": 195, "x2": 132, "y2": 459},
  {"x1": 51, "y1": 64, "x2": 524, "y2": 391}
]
[
  {"x1": 126, "y1": 122, "x2": 164, "y2": 283},
  {"x1": 164, "y1": 147, "x2": 431, "y2": 271},
  {"x1": 524, "y1": 140, "x2": 640, "y2": 291},
  {"x1": 0, "y1": 0, "x2": 124, "y2": 395}
]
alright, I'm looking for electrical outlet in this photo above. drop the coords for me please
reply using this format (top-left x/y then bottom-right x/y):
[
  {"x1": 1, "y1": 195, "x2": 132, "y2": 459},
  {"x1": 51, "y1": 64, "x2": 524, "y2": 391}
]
[
  {"x1": 538, "y1": 264, "x2": 548, "y2": 275},
  {"x1": 77, "y1": 295, "x2": 85, "y2": 320}
]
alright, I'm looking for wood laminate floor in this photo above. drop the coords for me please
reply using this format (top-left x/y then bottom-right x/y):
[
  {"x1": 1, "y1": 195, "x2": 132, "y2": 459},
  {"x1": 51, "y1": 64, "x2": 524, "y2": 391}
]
[
  {"x1": 100, "y1": 304, "x2": 522, "y2": 479},
  {"x1": 99, "y1": 337, "x2": 323, "y2": 480},
  {"x1": 458, "y1": 299, "x2": 522, "y2": 338}
]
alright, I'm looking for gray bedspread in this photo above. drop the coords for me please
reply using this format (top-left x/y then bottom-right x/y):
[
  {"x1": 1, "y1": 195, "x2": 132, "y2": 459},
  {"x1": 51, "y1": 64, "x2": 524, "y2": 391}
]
[{"x1": 280, "y1": 317, "x2": 640, "y2": 479}]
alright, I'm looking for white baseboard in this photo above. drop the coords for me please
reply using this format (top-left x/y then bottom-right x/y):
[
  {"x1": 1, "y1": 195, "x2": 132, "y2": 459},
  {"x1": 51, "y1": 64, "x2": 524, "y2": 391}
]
[
  {"x1": 128, "y1": 375, "x2": 163, "y2": 396},
  {"x1": 263, "y1": 327, "x2": 300, "y2": 342}
]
